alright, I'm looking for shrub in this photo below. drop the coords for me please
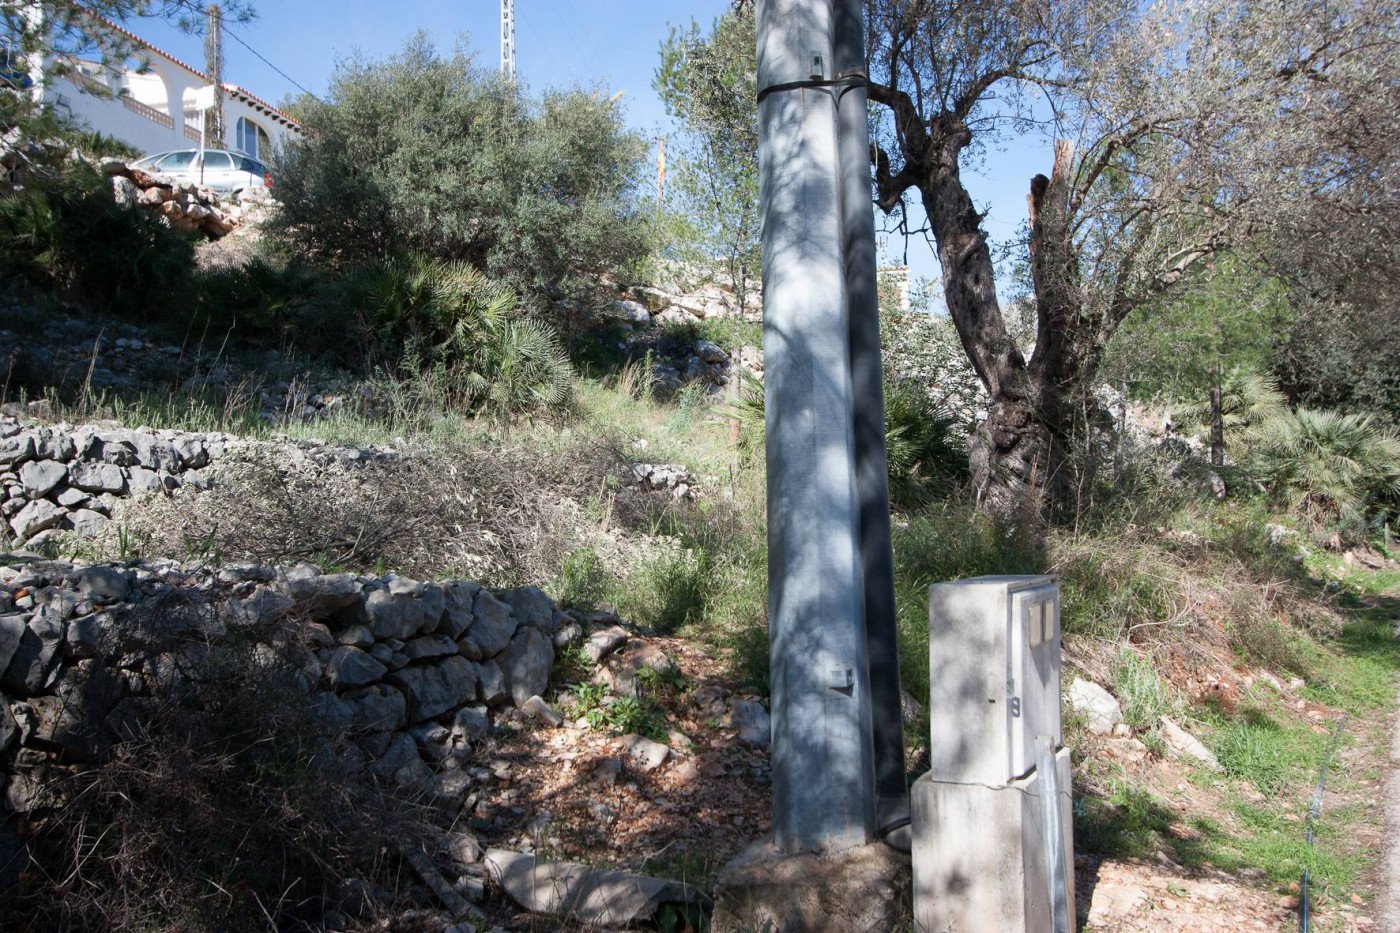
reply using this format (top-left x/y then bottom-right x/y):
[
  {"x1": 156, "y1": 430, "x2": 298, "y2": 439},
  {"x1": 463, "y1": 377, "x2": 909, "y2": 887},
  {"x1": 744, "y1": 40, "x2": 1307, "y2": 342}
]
[
  {"x1": 1247, "y1": 407, "x2": 1400, "y2": 530},
  {"x1": 1177, "y1": 366, "x2": 1287, "y2": 450},
  {"x1": 272, "y1": 35, "x2": 647, "y2": 309},
  {"x1": 113, "y1": 443, "x2": 607, "y2": 585},
  {"x1": 189, "y1": 254, "x2": 324, "y2": 340},
  {"x1": 309, "y1": 254, "x2": 573, "y2": 420},
  {"x1": 884, "y1": 379, "x2": 971, "y2": 506},
  {"x1": 721, "y1": 370, "x2": 970, "y2": 504},
  {"x1": 0, "y1": 169, "x2": 195, "y2": 317}
]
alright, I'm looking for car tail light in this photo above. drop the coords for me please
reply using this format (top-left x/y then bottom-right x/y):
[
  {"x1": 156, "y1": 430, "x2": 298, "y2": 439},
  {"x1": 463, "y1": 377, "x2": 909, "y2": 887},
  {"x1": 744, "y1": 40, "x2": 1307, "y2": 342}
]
[{"x1": 264, "y1": 172, "x2": 274, "y2": 189}]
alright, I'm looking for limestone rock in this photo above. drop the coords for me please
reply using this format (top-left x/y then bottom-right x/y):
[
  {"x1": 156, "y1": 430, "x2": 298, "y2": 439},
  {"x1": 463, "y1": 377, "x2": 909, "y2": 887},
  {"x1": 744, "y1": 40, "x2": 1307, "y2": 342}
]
[
  {"x1": 502, "y1": 586, "x2": 557, "y2": 633},
  {"x1": 337, "y1": 624, "x2": 375, "y2": 648},
  {"x1": 486, "y1": 849, "x2": 704, "y2": 928},
  {"x1": 2, "y1": 609, "x2": 65, "y2": 696},
  {"x1": 1160, "y1": 716, "x2": 1221, "y2": 769},
  {"x1": 474, "y1": 659, "x2": 507, "y2": 706},
  {"x1": 461, "y1": 590, "x2": 517, "y2": 660},
  {"x1": 613, "y1": 298, "x2": 653, "y2": 325},
  {"x1": 11, "y1": 499, "x2": 65, "y2": 542},
  {"x1": 0, "y1": 614, "x2": 26, "y2": 674},
  {"x1": 70, "y1": 566, "x2": 133, "y2": 603},
  {"x1": 451, "y1": 705, "x2": 490, "y2": 738},
  {"x1": 499, "y1": 627, "x2": 553, "y2": 708},
  {"x1": 584, "y1": 625, "x2": 628, "y2": 663},
  {"x1": 327, "y1": 646, "x2": 388, "y2": 689},
  {"x1": 728, "y1": 698, "x2": 771, "y2": 748},
  {"x1": 68, "y1": 462, "x2": 125, "y2": 494},
  {"x1": 230, "y1": 587, "x2": 293, "y2": 626},
  {"x1": 65, "y1": 509, "x2": 108, "y2": 537},
  {"x1": 364, "y1": 589, "x2": 410, "y2": 640},
  {"x1": 344, "y1": 685, "x2": 408, "y2": 732},
  {"x1": 1068, "y1": 678, "x2": 1124, "y2": 735},
  {"x1": 402, "y1": 634, "x2": 458, "y2": 662},
  {"x1": 18, "y1": 460, "x2": 65, "y2": 497},
  {"x1": 389, "y1": 655, "x2": 477, "y2": 722},
  {"x1": 0, "y1": 434, "x2": 33, "y2": 467},
  {"x1": 621, "y1": 733, "x2": 670, "y2": 772},
  {"x1": 521, "y1": 694, "x2": 563, "y2": 727},
  {"x1": 439, "y1": 581, "x2": 477, "y2": 638}
]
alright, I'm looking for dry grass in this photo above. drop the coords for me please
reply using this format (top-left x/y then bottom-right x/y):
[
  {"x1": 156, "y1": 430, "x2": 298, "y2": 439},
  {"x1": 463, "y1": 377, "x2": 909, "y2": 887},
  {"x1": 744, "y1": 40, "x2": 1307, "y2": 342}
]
[
  {"x1": 108, "y1": 440, "x2": 622, "y2": 586},
  {"x1": 0, "y1": 601, "x2": 427, "y2": 932}
]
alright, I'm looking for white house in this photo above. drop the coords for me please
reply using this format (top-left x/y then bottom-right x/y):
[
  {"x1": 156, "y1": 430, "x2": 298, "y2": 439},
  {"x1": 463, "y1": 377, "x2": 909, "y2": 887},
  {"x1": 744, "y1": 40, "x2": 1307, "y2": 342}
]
[{"x1": 37, "y1": 12, "x2": 300, "y2": 162}]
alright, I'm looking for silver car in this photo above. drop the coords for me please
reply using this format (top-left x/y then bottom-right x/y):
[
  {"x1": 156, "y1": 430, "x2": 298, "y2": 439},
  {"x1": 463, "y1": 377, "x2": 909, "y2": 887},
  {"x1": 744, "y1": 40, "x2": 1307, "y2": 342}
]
[{"x1": 131, "y1": 148, "x2": 272, "y2": 197}]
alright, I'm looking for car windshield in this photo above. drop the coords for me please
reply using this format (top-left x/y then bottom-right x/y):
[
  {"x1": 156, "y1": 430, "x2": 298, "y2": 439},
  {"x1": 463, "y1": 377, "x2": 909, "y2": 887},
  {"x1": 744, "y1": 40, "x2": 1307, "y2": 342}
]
[{"x1": 157, "y1": 151, "x2": 197, "y2": 171}]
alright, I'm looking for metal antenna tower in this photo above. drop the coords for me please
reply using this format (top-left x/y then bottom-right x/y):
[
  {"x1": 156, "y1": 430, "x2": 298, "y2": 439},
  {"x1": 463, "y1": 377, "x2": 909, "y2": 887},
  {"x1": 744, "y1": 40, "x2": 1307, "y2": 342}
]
[{"x1": 500, "y1": 0, "x2": 516, "y2": 81}]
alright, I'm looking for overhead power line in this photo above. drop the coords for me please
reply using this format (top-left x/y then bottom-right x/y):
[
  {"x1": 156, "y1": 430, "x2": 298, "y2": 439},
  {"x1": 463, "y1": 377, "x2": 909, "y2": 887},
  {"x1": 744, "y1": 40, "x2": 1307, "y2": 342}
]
[{"x1": 222, "y1": 24, "x2": 317, "y2": 99}]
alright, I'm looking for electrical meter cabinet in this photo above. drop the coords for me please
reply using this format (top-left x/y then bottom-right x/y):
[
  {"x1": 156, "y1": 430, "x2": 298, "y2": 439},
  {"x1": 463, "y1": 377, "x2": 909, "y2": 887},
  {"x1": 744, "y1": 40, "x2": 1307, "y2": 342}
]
[{"x1": 912, "y1": 576, "x2": 1075, "y2": 932}]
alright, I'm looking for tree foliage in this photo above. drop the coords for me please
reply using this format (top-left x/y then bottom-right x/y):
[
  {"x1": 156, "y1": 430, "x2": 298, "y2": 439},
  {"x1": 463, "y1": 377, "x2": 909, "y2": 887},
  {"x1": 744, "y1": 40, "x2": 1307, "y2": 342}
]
[
  {"x1": 272, "y1": 36, "x2": 647, "y2": 309},
  {"x1": 655, "y1": 9, "x2": 760, "y2": 308},
  {"x1": 865, "y1": 0, "x2": 1399, "y2": 522},
  {"x1": 1, "y1": 1, "x2": 252, "y2": 126}
]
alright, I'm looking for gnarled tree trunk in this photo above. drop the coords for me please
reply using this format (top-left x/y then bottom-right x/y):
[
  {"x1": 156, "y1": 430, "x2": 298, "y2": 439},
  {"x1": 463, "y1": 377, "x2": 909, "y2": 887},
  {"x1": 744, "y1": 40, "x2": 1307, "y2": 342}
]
[{"x1": 890, "y1": 109, "x2": 1085, "y2": 523}]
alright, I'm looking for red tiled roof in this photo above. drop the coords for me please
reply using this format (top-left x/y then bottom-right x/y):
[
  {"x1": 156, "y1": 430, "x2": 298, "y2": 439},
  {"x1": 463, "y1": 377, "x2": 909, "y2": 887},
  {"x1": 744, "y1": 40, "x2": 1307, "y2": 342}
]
[{"x1": 78, "y1": 9, "x2": 302, "y2": 130}]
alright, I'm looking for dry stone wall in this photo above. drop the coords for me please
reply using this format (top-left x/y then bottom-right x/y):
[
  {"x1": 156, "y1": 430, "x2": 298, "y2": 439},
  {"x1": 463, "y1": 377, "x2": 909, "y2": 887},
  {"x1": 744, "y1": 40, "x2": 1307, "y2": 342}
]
[
  {"x1": 103, "y1": 159, "x2": 270, "y2": 240},
  {"x1": 0, "y1": 556, "x2": 576, "y2": 826},
  {"x1": 0, "y1": 416, "x2": 394, "y2": 549}
]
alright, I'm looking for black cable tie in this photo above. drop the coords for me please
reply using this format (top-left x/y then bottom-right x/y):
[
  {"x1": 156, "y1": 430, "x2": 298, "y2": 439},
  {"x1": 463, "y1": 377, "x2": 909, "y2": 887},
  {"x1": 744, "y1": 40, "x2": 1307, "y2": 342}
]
[{"x1": 756, "y1": 71, "x2": 868, "y2": 105}]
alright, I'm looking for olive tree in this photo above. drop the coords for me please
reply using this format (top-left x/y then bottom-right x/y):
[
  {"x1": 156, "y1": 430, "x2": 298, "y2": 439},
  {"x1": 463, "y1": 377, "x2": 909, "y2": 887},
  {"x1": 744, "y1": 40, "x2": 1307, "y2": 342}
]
[
  {"x1": 655, "y1": 9, "x2": 761, "y2": 311},
  {"x1": 272, "y1": 36, "x2": 647, "y2": 309},
  {"x1": 866, "y1": 0, "x2": 1399, "y2": 520}
]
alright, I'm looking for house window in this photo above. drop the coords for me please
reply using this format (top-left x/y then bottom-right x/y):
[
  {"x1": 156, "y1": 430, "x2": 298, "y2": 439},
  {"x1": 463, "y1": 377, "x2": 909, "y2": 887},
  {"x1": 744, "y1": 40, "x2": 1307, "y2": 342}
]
[{"x1": 235, "y1": 117, "x2": 270, "y2": 160}]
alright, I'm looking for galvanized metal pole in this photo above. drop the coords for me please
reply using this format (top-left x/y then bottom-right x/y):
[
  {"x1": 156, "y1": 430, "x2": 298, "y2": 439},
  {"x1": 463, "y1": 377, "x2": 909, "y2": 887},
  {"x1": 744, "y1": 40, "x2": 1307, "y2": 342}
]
[
  {"x1": 832, "y1": 0, "x2": 909, "y2": 836},
  {"x1": 500, "y1": 0, "x2": 516, "y2": 82},
  {"x1": 756, "y1": 0, "x2": 877, "y2": 854}
]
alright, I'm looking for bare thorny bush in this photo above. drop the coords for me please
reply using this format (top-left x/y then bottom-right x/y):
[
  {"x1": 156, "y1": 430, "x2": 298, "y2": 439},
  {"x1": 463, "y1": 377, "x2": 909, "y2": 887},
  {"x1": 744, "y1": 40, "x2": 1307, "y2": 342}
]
[
  {"x1": 114, "y1": 442, "x2": 621, "y2": 585},
  {"x1": 1, "y1": 594, "x2": 429, "y2": 932}
]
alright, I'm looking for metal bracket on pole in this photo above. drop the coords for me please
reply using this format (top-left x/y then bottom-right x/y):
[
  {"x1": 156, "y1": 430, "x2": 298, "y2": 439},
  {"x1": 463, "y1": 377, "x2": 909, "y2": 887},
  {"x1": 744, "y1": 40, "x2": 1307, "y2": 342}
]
[{"x1": 754, "y1": 71, "x2": 868, "y2": 105}]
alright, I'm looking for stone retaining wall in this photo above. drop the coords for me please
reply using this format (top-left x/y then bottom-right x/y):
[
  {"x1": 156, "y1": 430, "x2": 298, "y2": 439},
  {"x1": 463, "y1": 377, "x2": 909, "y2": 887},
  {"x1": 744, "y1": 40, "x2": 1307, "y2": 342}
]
[
  {"x1": 0, "y1": 557, "x2": 576, "y2": 822},
  {"x1": 0, "y1": 416, "x2": 394, "y2": 549}
]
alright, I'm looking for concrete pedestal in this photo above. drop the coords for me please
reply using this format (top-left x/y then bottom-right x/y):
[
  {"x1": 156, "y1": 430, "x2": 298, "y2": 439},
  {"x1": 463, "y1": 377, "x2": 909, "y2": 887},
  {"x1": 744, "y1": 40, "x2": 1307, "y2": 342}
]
[
  {"x1": 712, "y1": 838, "x2": 910, "y2": 933},
  {"x1": 911, "y1": 748, "x2": 1074, "y2": 933}
]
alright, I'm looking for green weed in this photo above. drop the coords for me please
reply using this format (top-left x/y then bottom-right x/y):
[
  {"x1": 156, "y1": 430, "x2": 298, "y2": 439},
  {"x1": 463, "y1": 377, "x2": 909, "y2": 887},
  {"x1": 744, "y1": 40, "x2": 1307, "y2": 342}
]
[{"x1": 1113, "y1": 648, "x2": 1175, "y2": 732}]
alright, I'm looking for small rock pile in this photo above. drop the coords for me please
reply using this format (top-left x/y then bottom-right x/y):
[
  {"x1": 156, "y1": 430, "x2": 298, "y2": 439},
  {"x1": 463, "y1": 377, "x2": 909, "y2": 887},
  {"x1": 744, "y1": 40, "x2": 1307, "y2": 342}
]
[
  {"x1": 102, "y1": 158, "x2": 270, "y2": 239},
  {"x1": 624, "y1": 463, "x2": 700, "y2": 502},
  {"x1": 0, "y1": 415, "x2": 396, "y2": 549}
]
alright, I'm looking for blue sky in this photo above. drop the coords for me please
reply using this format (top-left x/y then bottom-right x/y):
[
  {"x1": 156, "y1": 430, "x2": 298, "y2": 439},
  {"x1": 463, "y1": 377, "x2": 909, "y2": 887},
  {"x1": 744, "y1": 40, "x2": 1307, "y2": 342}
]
[{"x1": 124, "y1": 1, "x2": 1050, "y2": 293}]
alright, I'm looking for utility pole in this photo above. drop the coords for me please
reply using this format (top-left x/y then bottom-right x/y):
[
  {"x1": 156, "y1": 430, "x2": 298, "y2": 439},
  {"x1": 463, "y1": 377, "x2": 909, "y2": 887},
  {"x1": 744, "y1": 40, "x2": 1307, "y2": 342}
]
[
  {"x1": 833, "y1": 0, "x2": 908, "y2": 840},
  {"x1": 500, "y1": 0, "x2": 516, "y2": 82},
  {"x1": 203, "y1": 3, "x2": 225, "y2": 149},
  {"x1": 756, "y1": 0, "x2": 877, "y2": 854},
  {"x1": 656, "y1": 136, "x2": 667, "y2": 222}
]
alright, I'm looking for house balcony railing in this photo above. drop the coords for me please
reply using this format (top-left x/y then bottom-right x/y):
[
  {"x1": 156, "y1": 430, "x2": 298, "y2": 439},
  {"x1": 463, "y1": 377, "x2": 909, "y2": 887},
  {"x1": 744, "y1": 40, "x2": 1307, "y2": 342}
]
[
  {"x1": 184, "y1": 124, "x2": 202, "y2": 143},
  {"x1": 122, "y1": 95, "x2": 174, "y2": 129}
]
